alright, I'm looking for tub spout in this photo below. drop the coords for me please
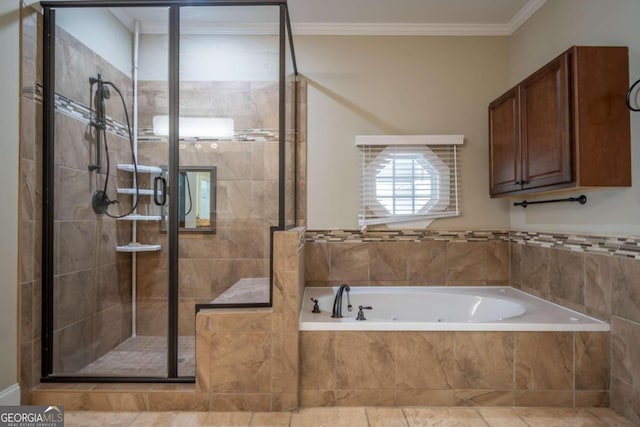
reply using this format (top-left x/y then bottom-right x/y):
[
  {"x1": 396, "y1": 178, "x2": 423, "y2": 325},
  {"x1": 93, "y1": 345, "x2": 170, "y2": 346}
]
[{"x1": 331, "y1": 284, "x2": 351, "y2": 318}]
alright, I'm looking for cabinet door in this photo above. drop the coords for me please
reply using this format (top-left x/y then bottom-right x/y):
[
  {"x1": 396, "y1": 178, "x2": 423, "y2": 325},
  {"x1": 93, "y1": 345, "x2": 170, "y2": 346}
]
[
  {"x1": 520, "y1": 53, "x2": 572, "y2": 189},
  {"x1": 489, "y1": 87, "x2": 520, "y2": 195}
]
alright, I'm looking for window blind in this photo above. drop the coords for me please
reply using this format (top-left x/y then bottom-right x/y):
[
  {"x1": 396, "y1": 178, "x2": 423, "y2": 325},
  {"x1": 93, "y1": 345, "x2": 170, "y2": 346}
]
[{"x1": 356, "y1": 135, "x2": 463, "y2": 227}]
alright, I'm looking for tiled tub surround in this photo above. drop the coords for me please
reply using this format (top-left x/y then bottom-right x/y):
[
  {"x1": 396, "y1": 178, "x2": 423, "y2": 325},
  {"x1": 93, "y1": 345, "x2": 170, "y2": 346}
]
[
  {"x1": 300, "y1": 330, "x2": 609, "y2": 408},
  {"x1": 304, "y1": 229, "x2": 640, "y2": 422},
  {"x1": 304, "y1": 231, "x2": 510, "y2": 287},
  {"x1": 510, "y1": 231, "x2": 640, "y2": 424}
]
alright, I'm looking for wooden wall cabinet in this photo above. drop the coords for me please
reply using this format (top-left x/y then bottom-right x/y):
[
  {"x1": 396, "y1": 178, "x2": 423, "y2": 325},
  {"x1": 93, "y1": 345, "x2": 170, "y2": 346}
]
[{"x1": 489, "y1": 46, "x2": 631, "y2": 197}]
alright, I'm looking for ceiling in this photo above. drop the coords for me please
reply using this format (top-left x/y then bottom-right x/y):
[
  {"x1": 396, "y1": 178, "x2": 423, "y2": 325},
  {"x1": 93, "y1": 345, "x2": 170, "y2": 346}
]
[{"x1": 109, "y1": 0, "x2": 547, "y2": 36}]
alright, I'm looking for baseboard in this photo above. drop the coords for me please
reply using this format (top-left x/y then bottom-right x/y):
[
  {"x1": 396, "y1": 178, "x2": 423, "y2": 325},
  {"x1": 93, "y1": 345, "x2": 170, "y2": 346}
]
[{"x1": 0, "y1": 383, "x2": 20, "y2": 405}]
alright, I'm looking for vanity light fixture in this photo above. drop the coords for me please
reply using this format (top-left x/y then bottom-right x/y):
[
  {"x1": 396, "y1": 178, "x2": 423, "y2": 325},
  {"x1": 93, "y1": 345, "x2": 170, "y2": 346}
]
[{"x1": 152, "y1": 115, "x2": 235, "y2": 139}]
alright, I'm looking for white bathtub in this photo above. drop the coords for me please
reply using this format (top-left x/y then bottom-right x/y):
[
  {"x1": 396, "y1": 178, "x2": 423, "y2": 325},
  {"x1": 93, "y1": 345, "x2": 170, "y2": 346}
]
[{"x1": 299, "y1": 286, "x2": 609, "y2": 332}]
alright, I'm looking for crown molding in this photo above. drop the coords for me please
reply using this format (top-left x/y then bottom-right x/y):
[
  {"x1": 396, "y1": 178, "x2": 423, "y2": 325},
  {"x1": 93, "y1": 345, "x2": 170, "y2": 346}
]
[
  {"x1": 108, "y1": 0, "x2": 548, "y2": 37},
  {"x1": 291, "y1": 0, "x2": 547, "y2": 37},
  {"x1": 291, "y1": 22, "x2": 512, "y2": 36},
  {"x1": 509, "y1": 0, "x2": 548, "y2": 33}
]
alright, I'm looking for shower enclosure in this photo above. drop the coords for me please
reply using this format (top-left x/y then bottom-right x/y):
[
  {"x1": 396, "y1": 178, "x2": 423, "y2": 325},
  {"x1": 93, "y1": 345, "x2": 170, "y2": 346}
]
[{"x1": 40, "y1": 0, "x2": 298, "y2": 382}]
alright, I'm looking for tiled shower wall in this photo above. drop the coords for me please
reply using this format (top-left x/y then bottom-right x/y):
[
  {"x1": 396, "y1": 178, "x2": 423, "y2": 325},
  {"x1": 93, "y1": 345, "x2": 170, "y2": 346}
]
[
  {"x1": 19, "y1": 4, "x2": 43, "y2": 403},
  {"x1": 51, "y1": 27, "x2": 134, "y2": 373},
  {"x1": 135, "y1": 80, "x2": 281, "y2": 336},
  {"x1": 19, "y1": 5, "x2": 134, "y2": 393}
]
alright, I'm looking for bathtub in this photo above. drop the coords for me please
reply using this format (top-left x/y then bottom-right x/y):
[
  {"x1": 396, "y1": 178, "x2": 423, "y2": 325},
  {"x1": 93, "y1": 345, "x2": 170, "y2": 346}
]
[{"x1": 299, "y1": 286, "x2": 609, "y2": 332}]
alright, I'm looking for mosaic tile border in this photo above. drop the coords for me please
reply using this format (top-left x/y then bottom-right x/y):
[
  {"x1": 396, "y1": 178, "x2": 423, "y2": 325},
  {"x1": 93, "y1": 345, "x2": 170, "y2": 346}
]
[
  {"x1": 28, "y1": 83, "x2": 131, "y2": 139},
  {"x1": 510, "y1": 230, "x2": 640, "y2": 259},
  {"x1": 25, "y1": 84, "x2": 280, "y2": 144},
  {"x1": 305, "y1": 229, "x2": 511, "y2": 243},
  {"x1": 138, "y1": 128, "x2": 279, "y2": 143},
  {"x1": 305, "y1": 229, "x2": 640, "y2": 260}
]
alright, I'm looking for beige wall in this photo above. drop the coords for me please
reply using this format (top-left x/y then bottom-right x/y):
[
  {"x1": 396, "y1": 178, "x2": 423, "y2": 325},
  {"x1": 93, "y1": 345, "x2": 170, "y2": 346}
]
[
  {"x1": 139, "y1": 34, "x2": 279, "y2": 82},
  {"x1": 0, "y1": 0, "x2": 20, "y2": 398},
  {"x1": 296, "y1": 35, "x2": 511, "y2": 230},
  {"x1": 508, "y1": 0, "x2": 640, "y2": 235},
  {"x1": 56, "y1": 8, "x2": 133, "y2": 76}
]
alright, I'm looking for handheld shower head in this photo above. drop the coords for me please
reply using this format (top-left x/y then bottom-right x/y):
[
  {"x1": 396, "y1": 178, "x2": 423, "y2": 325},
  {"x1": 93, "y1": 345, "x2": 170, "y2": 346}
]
[
  {"x1": 88, "y1": 73, "x2": 140, "y2": 218},
  {"x1": 91, "y1": 74, "x2": 111, "y2": 113},
  {"x1": 101, "y1": 85, "x2": 111, "y2": 100},
  {"x1": 94, "y1": 85, "x2": 110, "y2": 110}
]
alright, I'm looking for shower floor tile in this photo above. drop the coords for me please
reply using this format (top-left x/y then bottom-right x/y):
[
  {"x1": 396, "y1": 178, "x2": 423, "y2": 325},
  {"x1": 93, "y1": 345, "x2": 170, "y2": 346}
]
[{"x1": 76, "y1": 336, "x2": 194, "y2": 377}]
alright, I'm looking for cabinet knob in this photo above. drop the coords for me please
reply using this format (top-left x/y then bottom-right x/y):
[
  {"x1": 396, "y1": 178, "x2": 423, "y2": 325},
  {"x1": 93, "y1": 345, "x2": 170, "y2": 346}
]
[{"x1": 515, "y1": 181, "x2": 521, "y2": 185}]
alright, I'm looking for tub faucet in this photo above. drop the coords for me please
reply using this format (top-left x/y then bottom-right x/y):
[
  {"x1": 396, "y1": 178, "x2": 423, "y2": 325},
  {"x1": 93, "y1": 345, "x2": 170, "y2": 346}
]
[{"x1": 331, "y1": 284, "x2": 351, "y2": 318}]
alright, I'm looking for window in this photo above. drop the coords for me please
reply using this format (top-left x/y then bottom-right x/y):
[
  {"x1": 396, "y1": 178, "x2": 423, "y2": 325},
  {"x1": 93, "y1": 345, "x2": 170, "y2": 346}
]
[{"x1": 357, "y1": 135, "x2": 463, "y2": 227}]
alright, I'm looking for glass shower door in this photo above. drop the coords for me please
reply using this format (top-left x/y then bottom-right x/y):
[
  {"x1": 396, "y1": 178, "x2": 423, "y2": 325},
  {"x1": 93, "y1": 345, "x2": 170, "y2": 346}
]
[
  {"x1": 49, "y1": 6, "x2": 171, "y2": 378},
  {"x1": 176, "y1": 5, "x2": 281, "y2": 376}
]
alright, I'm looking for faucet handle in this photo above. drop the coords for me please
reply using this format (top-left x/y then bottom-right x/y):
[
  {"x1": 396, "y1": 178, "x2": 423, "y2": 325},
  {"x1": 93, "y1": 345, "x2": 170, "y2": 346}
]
[
  {"x1": 356, "y1": 305, "x2": 373, "y2": 321},
  {"x1": 310, "y1": 298, "x2": 321, "y2": 313}
]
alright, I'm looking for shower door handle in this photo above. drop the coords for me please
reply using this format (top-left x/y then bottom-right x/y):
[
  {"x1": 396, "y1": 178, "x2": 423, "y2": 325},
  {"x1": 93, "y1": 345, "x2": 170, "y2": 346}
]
[{"x1": 154, "y1": 176, "x2": 167, "y2": 206}]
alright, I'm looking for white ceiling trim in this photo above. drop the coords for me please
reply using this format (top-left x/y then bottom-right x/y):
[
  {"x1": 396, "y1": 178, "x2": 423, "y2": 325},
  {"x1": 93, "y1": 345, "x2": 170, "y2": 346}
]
[
  {"x1": 508, "y1": 0, "x2": 547, "y2": 33},
  {"x1": 291, "y1": 0, "x2": 548, "y2": 36},
  {"x1": 291, "y1": 22, "x2": 512, "y2": 36},
  {"x1": 109, "y1": 0, "x2": 548, "y2": 36}
]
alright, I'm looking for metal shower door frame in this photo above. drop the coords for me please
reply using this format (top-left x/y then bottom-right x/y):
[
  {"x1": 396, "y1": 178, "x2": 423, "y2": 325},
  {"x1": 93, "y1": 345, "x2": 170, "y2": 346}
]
[{"x1": 40, "y1": 0, "x2": 297, "y2": 383}]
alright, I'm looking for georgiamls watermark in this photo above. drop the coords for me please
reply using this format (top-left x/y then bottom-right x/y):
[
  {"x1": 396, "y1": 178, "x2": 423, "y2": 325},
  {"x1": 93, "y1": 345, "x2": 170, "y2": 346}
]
[{"x1": 0, "y1": 406, "x2": 64, "y2": 427}]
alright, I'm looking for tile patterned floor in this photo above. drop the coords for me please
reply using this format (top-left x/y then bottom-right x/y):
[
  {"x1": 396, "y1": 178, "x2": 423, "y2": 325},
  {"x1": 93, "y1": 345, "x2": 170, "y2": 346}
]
[
  {"x1": 76, "y1": 336, "x2": 195, "y2": 377},
  {"x1": 64, "y1": 407, "x2": 637, "y2": 427}
]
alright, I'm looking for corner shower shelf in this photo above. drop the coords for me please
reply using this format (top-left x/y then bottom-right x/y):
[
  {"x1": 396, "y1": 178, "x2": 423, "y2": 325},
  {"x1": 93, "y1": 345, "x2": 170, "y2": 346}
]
[
  {"x1": 116, "y1": 163, "x2": 163, "y2": 251},
  {"x1": 117, "y1": 164, "x2": 163, "y2": 174},
  {"x1": 117, "y1": 214, "x2": 162, "y2": 221},
  {"x1": 116, "y1": 243, "x2": 162, "y2": 253}
]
